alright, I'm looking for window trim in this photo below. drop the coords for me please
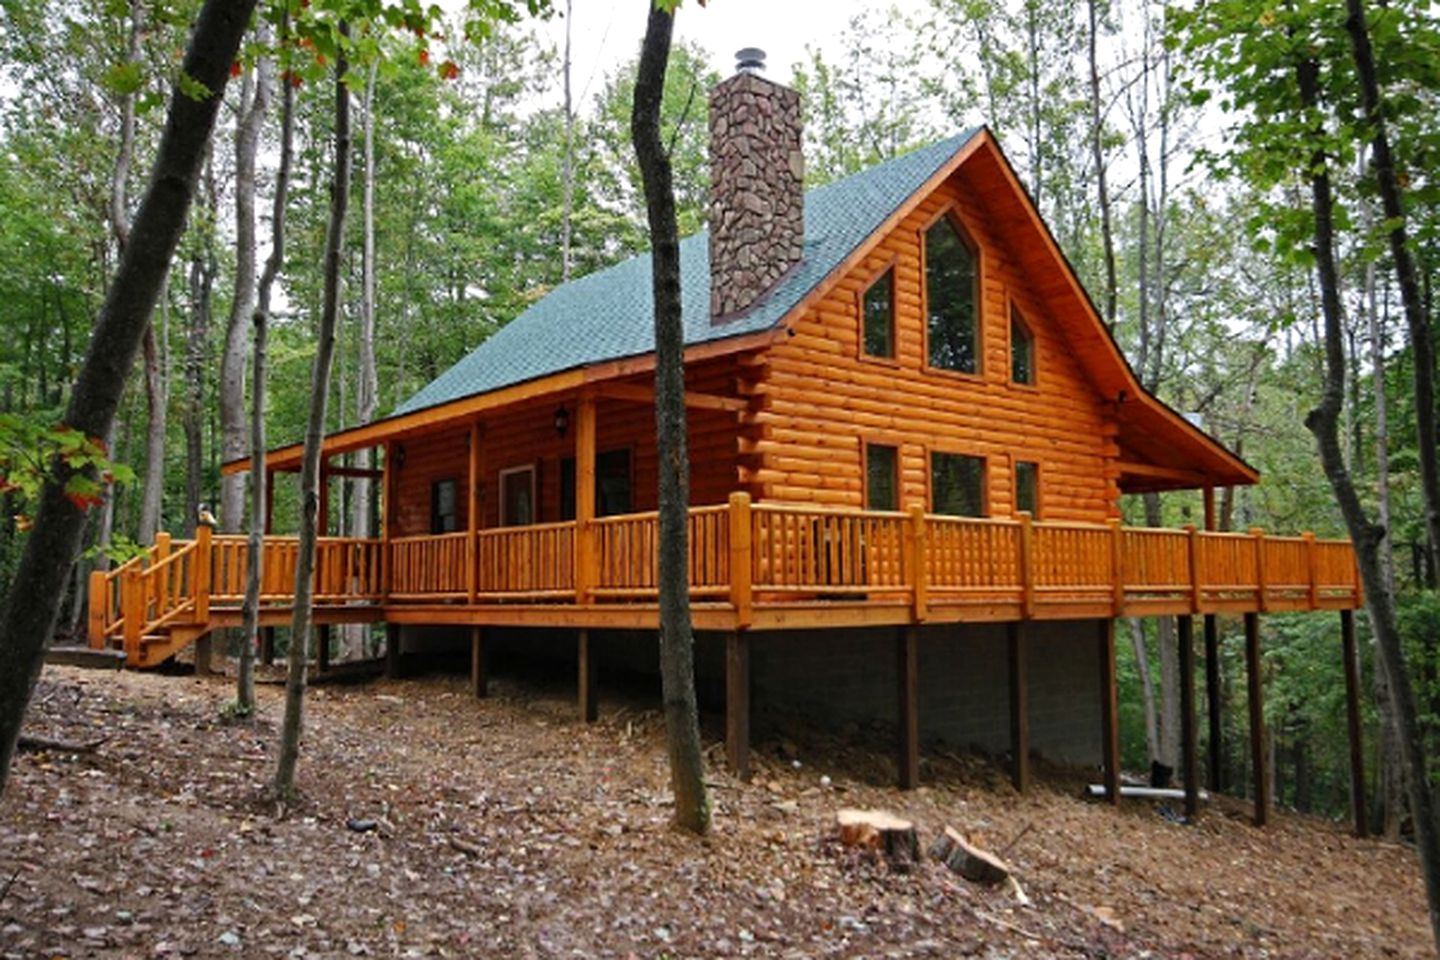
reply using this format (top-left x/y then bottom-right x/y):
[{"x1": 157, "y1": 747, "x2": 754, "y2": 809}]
[
  {"x1": 498, "y1": 463, "x2": 538, "y2": 527},
  {"x1": 856, "y1": 256, "x2": 900, "y2": 365},
  {"x1": 862, "y1": 441, "x2": 901, "y2": 512},
  {"x1": 1012, "y1": 456, "x2": 1041, "y2": 520},
  {"x1": 918, "y1": 206, "x2": 984, "y2": 381},
  {"x1": 1008, "y1": 298, "x2": 1039, "y2": 389},
  {"x1": 926, "y1": 448, "x2": 989, "y2": 518}
]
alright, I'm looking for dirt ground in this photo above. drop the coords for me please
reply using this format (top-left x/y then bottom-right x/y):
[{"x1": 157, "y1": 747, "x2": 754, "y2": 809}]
[{"x1": 0, "y1": 662, "x2": 1429, "y2": 959}]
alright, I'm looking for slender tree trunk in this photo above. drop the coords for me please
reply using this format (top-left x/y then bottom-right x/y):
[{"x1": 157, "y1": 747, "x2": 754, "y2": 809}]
[
  {"x1": 632, "y1": 0, "x2": 708, "y2": 835},
  {"x1": 220, "y1": 54, "x2": 268, "y2": 534},
  {"x1": 184, "y1": 240, "x2": 214, "y2": 538},
  {"x1": 560, "y1": 0, "x2": 575, "y2": 282},
  {"x1": 0, "y1": 0, "x2": 257, "y2": 797},
  {"x1": 1296, "y1": 52, "x2": 1440, "y2": 950},
  {"x1": 273, "y1": 26, "x2": 351, "y2": 800},
  {"x1": 1345, "y1": 0, "x2": 1440, "y2": 577},
  {"x1": 1128, "y1": 618, "x2": 1160, "y2": 763},
  {"x1": 1086, "y1": 0, "x2": 1116, "y2": 327},
  {"x1": 239, "y1": 40, "x2": 284, "y2": 714},
  {"x1": 137, "y1": 298, "x2": 168, "y2": 543}
]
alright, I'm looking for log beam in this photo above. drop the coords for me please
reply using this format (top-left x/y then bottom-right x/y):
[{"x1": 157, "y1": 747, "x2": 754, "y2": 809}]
[
  {"x1": 1098, "y1": 618, "x2": 1120, "y2": 804},
  {"x1": 1179, "y1": 615, "x2": 1199, "y2": 820},
  {"x1": 897, "y1": 625, "x2": 920, "y2": 790},
  {"x1": 1245, "y1": 611, "x2": 1268, "y2": 827},
  {"x1": 1007, "y1": 621, "x2": 1029, "y2": 793},
  {"x1": 1341, "y1": 609, "x2": 1368, "y2": 838},
  {"x1": 578, "y1": 629, "x2": 597, "y2": 723},
  {"x1": 471, "y1": 626, "x2": 487, "y2": 699},
  {"x1": 725, "y1": 631, "x2": 750, "y2": 780},
  {"x1": 1204, "y1": 614, "x2": 1222, "y2": 792}
]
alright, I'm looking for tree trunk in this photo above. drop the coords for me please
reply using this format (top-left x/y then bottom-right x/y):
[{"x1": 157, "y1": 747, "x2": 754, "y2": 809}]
[
  {"x1": 184, "y1": 234, "x2": 214, "y2": 538},
  {"x1": 1345, "y1": 0, "x2": 1440, "y2": 577},
  {"x1": 137, "y1": 296, "x2": 168, "y2": 544},
  {"x1": 239, "y1": 37, "x2": 284, "y2": 715},
  {"x1": 1296, "y1": 50, "x2": 1440, "y2": 950},
  {"x1": 1128, "y1": 617, "x2": 1160, "y2": 763},
  {"x1": 220, "y1": 52, "x2": 268, "y2": 534},
  {"x1": 1085, "y1": 0, "x2": 1116, "y2": 327},
  {"x1": 273, "y1": 25, "x2": 351, "y2": 800},
  {"x1": 0, "y1": 0, "x2": 257, "y2": 798},
  {"x1": 631, "y1": 0, "x2": 708, "y2": 835},
  {"x1": 560, "y1": 0, "x2": 575, "y2": 282}
]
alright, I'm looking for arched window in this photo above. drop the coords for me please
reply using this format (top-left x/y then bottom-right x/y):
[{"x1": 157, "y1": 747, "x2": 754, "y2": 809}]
[{"x1": 925, "y1": 215, "x2": 980, "y2": 374}]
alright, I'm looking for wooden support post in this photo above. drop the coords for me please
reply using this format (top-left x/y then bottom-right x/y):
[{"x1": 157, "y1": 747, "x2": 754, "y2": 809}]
[
  {"x1": 87, "y1": 570, "x2": 107, "y2": 649},
  {"x1": 193, "y1": 524, "x2": 211, "y2": 623},
  {"x1": 467, "y1": 422, "x2": 481, "y2": 604},
  {"x1": 1303, "y1": 531, "x2": 1319, "y2": 609},
  {"x1": 1204, "y1": 614, "x2": 1222, "y2": 792},
  {"x1": 1098, "y1": 618, "x2": 1120, "y2": 804},
  {"x1": 1341, "y1": 609, "x2": 1368, "y2": 838},
  {"x1": 728, "y1": 492, "x2": 753, "y2": 628},
  {"x1": 316, "y1": 624, "x2": 331, "y2": 673},
  {"x1": 1108, "y1": 518, "x2": 1125, "y2": 617},
  {"x1": 1007, "y1": 622, "x2": 1030, "y2": 793},
  {"x1": 1179, "y1": 615, "x2": 1199, "y2": 820},
  {"x1": 896, "y1": 625, "x2": 920, "y2": 790},
  {"x1": 318, "y1": 460, "x2": 331, "y2": 538},
  {"x1": 574, "y1": 394, "x2": 596, "y2": 604},
  {"x1": 1244, "y1": 611, "x2": 1268, "y2": 827},
  {"x1": 470, "y1": 626, "x2": 487, "y2": 699},
  {"x1": 1251, "y1": 527, "x2": 1268, "y2": 612},
  {"x1": 260, "y1": 626, "x2": 276, "y2": 666},
  {"x1": 380, "y1": 443, "x2": 393, "y2": 600},
  {"x1": 907, "y1": 506, "x2": 928, "y2": 621},
  {"x1": 121, "y1": 566, "x2": 143, "y2": 665},
  {"x1": 1186, "y1": 524, "x2": 1202, "y2": 613},
  {"x1": 193, "y1": 635, "x2": 214, "y2": 677},
  {"x1": 385, "y1": 623, "x2": 401, "y2": 679},
  {"x1": 264, "y1": 470, "x2": 275, "y2": 535},
  {"x1": 725, "y1": 631, "x2": 751, "y2": 780},
  {"x1": 578, "y1": 629, "x2": 597, "y2": 723},
  {"x1": 1017, "y1": 512, "x2": 1035, "y2": 619}
]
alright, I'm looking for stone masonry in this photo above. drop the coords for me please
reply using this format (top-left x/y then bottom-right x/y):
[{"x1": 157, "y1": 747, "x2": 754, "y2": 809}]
[{"x1": 708, "y1": 70, "x2": 805, "y2": 321}]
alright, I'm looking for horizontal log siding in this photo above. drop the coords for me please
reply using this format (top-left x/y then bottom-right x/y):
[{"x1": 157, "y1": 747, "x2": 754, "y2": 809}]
[
  {"x1": 752, "y1": 173, "x2": 1119, "y2": 521},
  {"x1": 389, "y1": 358, "x2": 743, "y2": 538}
]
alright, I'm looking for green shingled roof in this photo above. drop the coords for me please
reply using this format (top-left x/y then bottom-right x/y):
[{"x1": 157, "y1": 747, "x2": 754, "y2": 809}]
[{"x1": 396, "y1": 129, "x2": 982, "y2": 416}]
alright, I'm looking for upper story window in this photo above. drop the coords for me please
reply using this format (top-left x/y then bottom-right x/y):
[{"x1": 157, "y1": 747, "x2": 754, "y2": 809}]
[
  {"x1": 1011, "y1": 305, "x2": 1035, "y2": 385},
  {"x1": 925, "y1": 214, "x2": 980, "y2": 374},
  {"x1": 866, "y1": 443, "x2": 899, "y2": 511},
  {"x1": 931, "y1": 452, "x2": 986, "y2": 517},
  {"x1": 861, "y1": 267, "x2": 896, "y2": 359}
]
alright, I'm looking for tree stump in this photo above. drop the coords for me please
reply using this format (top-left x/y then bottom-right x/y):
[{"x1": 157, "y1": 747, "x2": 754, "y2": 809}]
[
  {"x1": 929, "y1": 826, "x2": 1012, "y2": 885},
  {"x1": 835, "y1": 809, "x2": 919, "y2": 868}
]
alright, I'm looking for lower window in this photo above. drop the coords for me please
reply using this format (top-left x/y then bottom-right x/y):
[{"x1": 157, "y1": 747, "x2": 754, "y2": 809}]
[
  {"x1": 499, "y1": 465, "x2": 536, "y2": 527},
  {"x1": 1015, "y1": 460, "x2": 1039, "y2": 517},
  {"x1": 931, "y1": 452, "x2": 986, "y2": 517}
]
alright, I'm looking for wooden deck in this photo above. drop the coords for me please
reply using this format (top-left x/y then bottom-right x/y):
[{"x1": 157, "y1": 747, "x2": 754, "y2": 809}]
[{"x1": 88, "y1": 493, "x2": 1361, "y2": 668}]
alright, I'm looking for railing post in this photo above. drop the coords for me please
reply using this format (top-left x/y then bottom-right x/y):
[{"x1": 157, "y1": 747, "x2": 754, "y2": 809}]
[
  {"x1": 728, "y1": 492, "x2": 753, "y2": 628},
  {"x1": 574, "y1": 393, "x2": 596, "y2": 605},
  {"x1": 1109, "y1": 518, "x2": 1125, "y2": 617},
  {"x1": 1186, "y1": 524, "x2": 1202, "y2": 614},
  {"x1": 1303, "y1": 531, "x2": 1318, "y2": 610},
  {"x1": 907, "y1": 505, "x2": 928, "y2": 622},
  {"x1": 1017, "y1": 511, "x2": 1035, "y2": 619},
  {"x1": 467, "y1": 421, "x2": 481, "y2": 604},
  {"x1": 1251, "y1": 526, "x2": 1268, "y2": 612},
  {"x1": 121, "y1": 566, "x2": 143, "y2": 664},
  {"x1": 194, "y1": 524, "x2": 212, "y2": 622},
  {"x1": 87, "y1": 570, "x2": 108, "y2": 649},
  {"x1": 154, "y1": 532, "x2": 172, "y2": 612}
]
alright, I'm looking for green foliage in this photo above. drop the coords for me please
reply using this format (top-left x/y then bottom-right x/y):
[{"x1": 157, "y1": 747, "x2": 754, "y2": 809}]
[{"x1": 0, "y1": 414, "x2": 134, "y2": 520}]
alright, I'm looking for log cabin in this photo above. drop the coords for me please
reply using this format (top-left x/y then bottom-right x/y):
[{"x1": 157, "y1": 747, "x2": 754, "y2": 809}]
[{"x1": 89, "y1": 53, "x2": 1366, "y2": 828}]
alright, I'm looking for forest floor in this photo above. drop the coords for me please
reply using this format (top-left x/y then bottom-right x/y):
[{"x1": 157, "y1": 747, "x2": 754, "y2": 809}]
[{"x1": 0, "y1": 661, "x2": 1429, "y2": 959}]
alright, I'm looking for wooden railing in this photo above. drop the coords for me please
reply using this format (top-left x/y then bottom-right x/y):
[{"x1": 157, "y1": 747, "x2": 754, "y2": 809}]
[{"x1": 90, "y1": 497, "x2": 1363, "y2": 657}]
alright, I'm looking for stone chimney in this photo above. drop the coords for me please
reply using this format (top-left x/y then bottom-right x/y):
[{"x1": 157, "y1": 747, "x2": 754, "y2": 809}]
[{"x1": 708, "y1": 49, "x2": 805, "y2": 322}]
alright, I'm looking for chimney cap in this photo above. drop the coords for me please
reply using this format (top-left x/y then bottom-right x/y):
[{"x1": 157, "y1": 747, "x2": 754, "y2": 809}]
[{"x1": 735, "y1": 47, "x2": 766, "y2": 74}]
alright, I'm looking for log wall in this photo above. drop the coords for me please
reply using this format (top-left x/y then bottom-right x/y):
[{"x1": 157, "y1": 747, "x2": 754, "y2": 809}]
[{"x1": 744, "y1": 170, "x2": 1121, "y2": 520}]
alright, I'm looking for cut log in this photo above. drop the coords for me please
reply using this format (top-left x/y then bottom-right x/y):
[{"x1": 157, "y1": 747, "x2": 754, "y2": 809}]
[
  {"x1": 835, "y1": 808, "x2": 919, "y2": 867},
  {"x1": 17, "y1": 734, "x2": 108, "y2": 754},
  {"x1": 929, "y1": 826, "x2": 1012, "y2": 886}
]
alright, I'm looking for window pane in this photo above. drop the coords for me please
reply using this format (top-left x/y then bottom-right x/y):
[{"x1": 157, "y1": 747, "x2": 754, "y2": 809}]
[
  {"x1": 501, "y1": 470, "x2": 534, "y2": 526},
  {"x1": 1015, "y1": 461, "x2": 1038, "y2": 517},
  {"x1": 560, "y1": 458, "x2": 576, "y2": 521},
  {"x1": 862, "y1": 268, "x2": 895, "y2": 358},
  {"x1": 866, "y1": 444, "x2": 898, "y2": 510},
  {"x1": 597, "y1": 449, "x2": 632, "y2": 516},
  {"x1": 1011, "y1": 308, "x2": 1034, "y2": 384},
  {"x1": 931, "y1": 453, "x2": 985, "y2": 517},
  {"x1": 431, "y1": 479, "x2": 458, "y2": 534},
  {"x1": 925, "y1": 217, "x2": 978, "y2": 373}
]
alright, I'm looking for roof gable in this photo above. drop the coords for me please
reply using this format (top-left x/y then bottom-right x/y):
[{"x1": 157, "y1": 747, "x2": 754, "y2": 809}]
[{"x1": 396, "y1": 129, "x2": 982, "y2": 416}]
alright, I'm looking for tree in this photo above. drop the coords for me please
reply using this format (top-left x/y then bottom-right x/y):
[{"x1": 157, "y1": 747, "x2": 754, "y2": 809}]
[
  {"x1": 0, "y1": 0, "x2": 259, "y2": 797},
  {"x1": 631, "y1": 0, "x2": 708, "y2": 835}
]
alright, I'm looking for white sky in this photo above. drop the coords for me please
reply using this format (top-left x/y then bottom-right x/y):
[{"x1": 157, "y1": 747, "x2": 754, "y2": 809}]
[{"x1": 536, "y1": 0, "x2": 876, "y2": 104}]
